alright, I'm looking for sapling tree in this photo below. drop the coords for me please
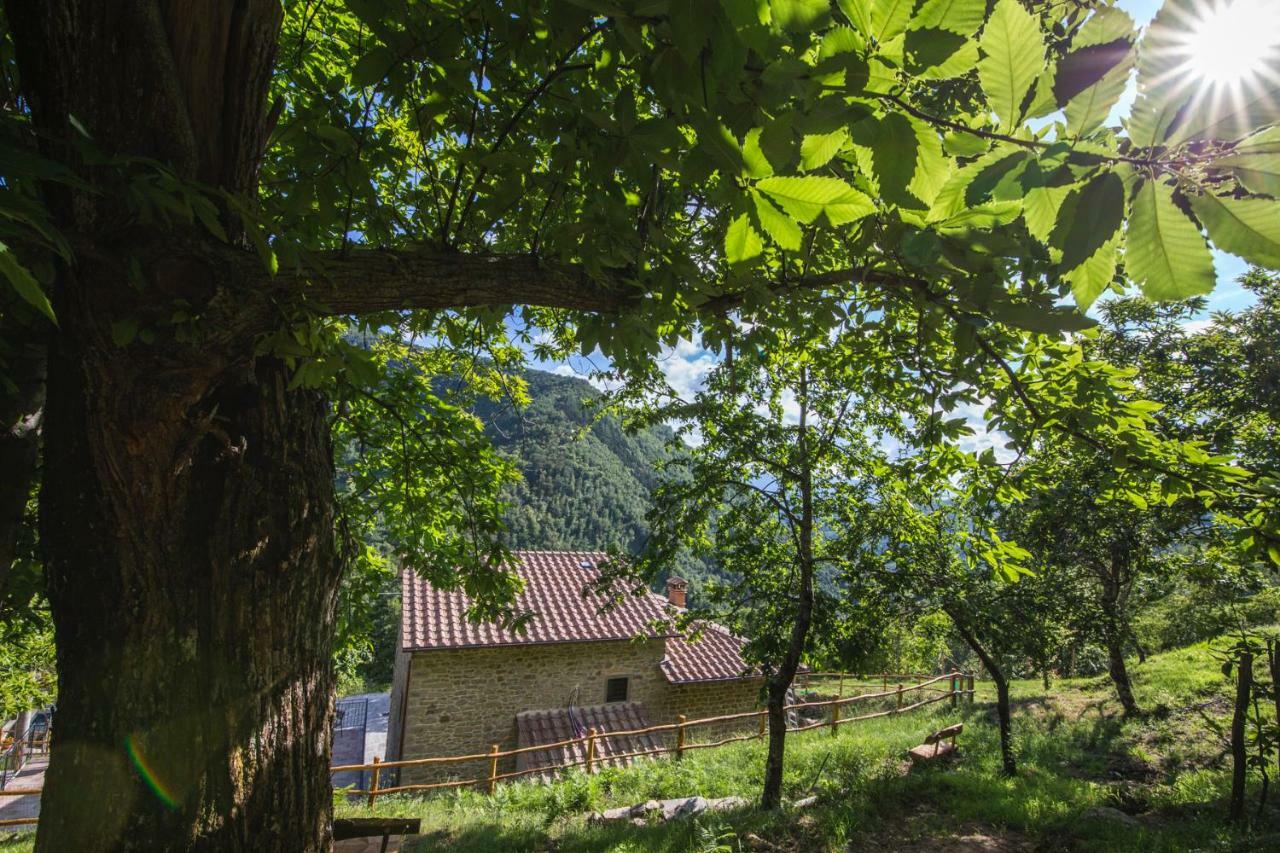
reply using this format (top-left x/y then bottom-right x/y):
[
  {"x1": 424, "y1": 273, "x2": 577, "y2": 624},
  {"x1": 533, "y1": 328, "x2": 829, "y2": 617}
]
[{"x1": 624, "y1": 325, "x2": 918, "y2": 809}]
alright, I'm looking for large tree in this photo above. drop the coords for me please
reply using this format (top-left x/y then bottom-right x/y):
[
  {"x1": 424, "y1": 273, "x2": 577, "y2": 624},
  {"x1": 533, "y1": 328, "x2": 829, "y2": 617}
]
[{"x1": 1, "y1": 0, "x2": 1278, "y2": 849}]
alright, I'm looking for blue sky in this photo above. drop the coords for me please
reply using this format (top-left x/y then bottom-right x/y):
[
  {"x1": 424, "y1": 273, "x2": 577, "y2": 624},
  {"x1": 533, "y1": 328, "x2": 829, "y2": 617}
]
[{"x1": 534, "y1": 0, "x2": 1262, "y2": 401}]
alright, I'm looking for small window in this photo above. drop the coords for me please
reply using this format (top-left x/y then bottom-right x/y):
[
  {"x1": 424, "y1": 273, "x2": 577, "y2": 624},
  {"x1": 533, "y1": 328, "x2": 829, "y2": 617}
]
[{"x1": 605, "y1": 676, "x2": 629, "y2": 703}]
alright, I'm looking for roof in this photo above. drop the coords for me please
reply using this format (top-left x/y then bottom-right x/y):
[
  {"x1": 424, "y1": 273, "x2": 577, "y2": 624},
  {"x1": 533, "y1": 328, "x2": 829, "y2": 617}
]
[
  {"x1": 400, "y1": 550, "x2": 757, "y2": 684},
  {"x1": 662, "y1": 623, "x2": 756, "y2": 684},
  {"x1": 514, "y1": 702, "x2": 665, "y2": 775}
]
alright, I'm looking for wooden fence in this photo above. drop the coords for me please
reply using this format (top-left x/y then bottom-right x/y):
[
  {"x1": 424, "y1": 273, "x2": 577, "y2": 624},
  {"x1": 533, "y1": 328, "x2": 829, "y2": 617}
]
[
  {"x1": 0, "y1": 671, "x2": 975, "y2": 827},
  {"x1": 331, "y1": 670, "x2": 975, "y2": 806}
]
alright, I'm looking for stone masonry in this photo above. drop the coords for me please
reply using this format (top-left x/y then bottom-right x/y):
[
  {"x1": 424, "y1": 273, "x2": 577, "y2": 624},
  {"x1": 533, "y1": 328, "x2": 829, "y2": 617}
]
[{"x1": 390, "y1": 638, "x2": 762, "y2": 784}]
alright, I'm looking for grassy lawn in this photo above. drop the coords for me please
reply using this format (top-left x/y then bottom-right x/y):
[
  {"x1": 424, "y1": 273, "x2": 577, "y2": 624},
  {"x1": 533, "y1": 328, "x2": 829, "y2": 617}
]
[{"x1": 2, "y1": 631, "x2": 1275, "y2": 851}]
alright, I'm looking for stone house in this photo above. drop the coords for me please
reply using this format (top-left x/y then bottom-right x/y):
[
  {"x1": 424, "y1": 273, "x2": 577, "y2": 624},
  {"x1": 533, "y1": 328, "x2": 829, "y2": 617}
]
[{"x1": 386, "y1": 550, "x2": 762, "y2": 784}]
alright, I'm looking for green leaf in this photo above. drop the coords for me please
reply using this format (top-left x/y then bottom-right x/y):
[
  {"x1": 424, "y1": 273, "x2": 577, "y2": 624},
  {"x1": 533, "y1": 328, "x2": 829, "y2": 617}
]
[
  {"x1": 905, "y1": 26, "x2": 976, "y2": 79},
  {"x1": 989, "y1": 300, "x2": 1095, "y2": 333},
  {"x1": 836, "y1": 0, "x2": 872, "y2": 34},
  {"x1": 751, "y1": 191, "x2": 803, "y2": 250},
  {"x1": 0, "y1": 242, "x2": 56, "y2": 323},
  {"x1": 1125, "y1": 179, "x2": 1215, "y2": 301},
  {"x1": 871, "y1": 113, "x2": 950, "y2": 210},
  {"x1": 351, "y1": 46, "x2": 396, "y2": 87},
  {"x1": 1053, "y1": 172, "x2": 1125, "y2": 272},
  {"x1": 725, "y1": 213, "x2": 765, "y2": 265},
  {"x1": 1126, "y1": 0, "x2": 1199, "y2": 147},
  {"x1": 978, "y1": 0, "x2": 1046, "y2": 131},
  {"x1": 1190, "y1": 193, "x2": 1280, "y2": 269},
  {"x1": 935, "y1": 201, "x2": 1021, "y2": 233},
  {"x1": 111, "y1": 318, "x2": 139, "y2": 347},
  {"x1": 910, "y1": 0, "x2": 986, "y2": 36},
  {"x1": 1057, "y1": 9, "x2": 1136, "y2": 135},
  {"x1": 1022, "y1": 183, "x2": 1072, "y2": 246},
  {"x1": 770, "y1": 0, "x2": 831, "y2": 32},
  {"x1": 742, "y1": 128, "x2": 776, "y2": 178},
  {"x1": 1169, "y1": 83, "x2": 1280, "y2": 146},
  {"x1": 1064, "y1": 232, "x2": 1120, "y2": 310},
  {"x1": 799, "y1": 128, "x2": 847, "y2": 171},
  {"x1": 756, "y1": 175, "x2": 873, "y2": 225},
  {"x1": 695, "y1": 118, "x2": 745, "y2": 175},
  {"x1": 1211, "y1": 126, "x2": 1280, "y2": 196},
  {"x1": 928, "y1": 147, "x2": 1026, "y2": 222},
  {"x1": 870, "y1": 0, "x2": 914, "y2": 44}
]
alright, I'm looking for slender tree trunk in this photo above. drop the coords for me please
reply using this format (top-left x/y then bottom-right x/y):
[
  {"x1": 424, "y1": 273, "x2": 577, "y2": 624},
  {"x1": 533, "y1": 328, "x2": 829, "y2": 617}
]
[
  {"x1": 1229, "y1": 650, "x2": 1252, "y2": 822},
  {"x1": 949, "y1": 615, "x2": 1016, "y2": 776},
  {"x1": 1269, "y1": 641, "x2": 1279, "y2": 783},
  {"x1": 760, "y1": 367, "x2": 814, "y2": 810},
  {"x1": 1098, "y1": 567, "x2": 1140, "y2": 717}
]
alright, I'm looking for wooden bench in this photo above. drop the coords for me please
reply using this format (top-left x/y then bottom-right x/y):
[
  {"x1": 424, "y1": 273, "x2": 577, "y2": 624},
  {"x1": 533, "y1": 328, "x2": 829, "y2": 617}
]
[
  {"x1": 907, "y1": 723, "x2": 963, "y2": 764},
  {"x1": 333, "y1": 817, "x2": 421, "y2": 853}
]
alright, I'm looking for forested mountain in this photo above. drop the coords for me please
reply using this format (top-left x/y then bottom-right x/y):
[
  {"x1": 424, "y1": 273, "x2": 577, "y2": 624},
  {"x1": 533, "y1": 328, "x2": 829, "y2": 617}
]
[{"x1": 474, "y1": 369, "x2": 675, "y2": 555}]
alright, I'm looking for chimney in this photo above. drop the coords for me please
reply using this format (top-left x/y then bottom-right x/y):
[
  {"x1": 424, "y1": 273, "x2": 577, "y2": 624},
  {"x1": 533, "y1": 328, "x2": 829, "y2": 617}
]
[{"x1": 665, "y1": 576, "x2": 688, "y2": 609}]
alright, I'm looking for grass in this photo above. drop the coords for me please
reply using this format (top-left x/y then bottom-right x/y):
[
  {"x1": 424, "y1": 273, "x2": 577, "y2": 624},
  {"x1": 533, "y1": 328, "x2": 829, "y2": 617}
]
[{"x1": 2, "y1": 630, "x2": 1276, "y2": 851}]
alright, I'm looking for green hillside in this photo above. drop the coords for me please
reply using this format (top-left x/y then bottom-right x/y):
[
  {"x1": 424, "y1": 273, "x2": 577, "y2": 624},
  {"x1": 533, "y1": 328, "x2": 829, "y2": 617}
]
[{"x1": 474, "y1": 369, "x2": 675, "y2": 555}]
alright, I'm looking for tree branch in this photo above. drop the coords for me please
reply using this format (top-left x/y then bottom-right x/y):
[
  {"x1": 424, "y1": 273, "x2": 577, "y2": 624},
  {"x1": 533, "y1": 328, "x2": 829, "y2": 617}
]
[{"x1": 273, "y1": 247, "x2": 638, "y2": 315}]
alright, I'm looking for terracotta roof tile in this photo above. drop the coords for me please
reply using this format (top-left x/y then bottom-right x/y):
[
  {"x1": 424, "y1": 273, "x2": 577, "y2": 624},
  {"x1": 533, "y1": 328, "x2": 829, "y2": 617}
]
[
  {"x1": 662, "y1": 624, "x2": 757, "y2": 684},
  {"x1": 400, "y1": 551, "x2": 670, "y2": 650},
  {"x1": 515, "y1": 702, "x2": 665, "y2": 775},
  {"x1": 400, "y1": 550, "x2": 756, "y2": 684}
]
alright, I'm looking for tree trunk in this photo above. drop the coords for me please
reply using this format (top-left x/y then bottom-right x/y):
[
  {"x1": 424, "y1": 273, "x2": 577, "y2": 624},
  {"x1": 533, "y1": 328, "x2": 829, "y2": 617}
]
[
  {"x1": 949, "y1": 614, "x2": 1016, "y2": 776},
  {"x1": 1098, "y1": 567, "x2": 1140, "y2": 717},
  {"x1": 1104, "y1": 633, "x2": 1139, "y2": 717},
  {"x1": 1229, "y1": 650, "x2": 1252, "y2": 822},
  {"x1": 761, "y1": 679, "x2": 791, "y2": 810},
  {"x1": 760, "y1": 366, "x2": 814, "y2": 811},
  {"x1": 2, "y1": 2, "x2": 347, "y2": 849},
  {"x1": 35, "y1": 259, "x2": 341, "y2": 851}
]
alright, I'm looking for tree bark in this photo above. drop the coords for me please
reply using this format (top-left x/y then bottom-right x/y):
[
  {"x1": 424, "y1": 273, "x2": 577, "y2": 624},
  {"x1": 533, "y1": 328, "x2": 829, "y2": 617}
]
[
  {"x1": 949, "y1": 614, "x2": 1016, "y2": 776},
  {"x1": 760, "y1": 366, "x2": 815, "y2": 811},
  {"x1": 1229, "y1": 650, "x2": 1251, "y2": 822},
  {"x1": 5, "y1": 2, "x2": 346, "y2": 850},
  {"x1": 1099, "y1": 567, "x2": 1140, "y2": 717},
  {"x1": 34, "y1": 253, "x2": 340, "y2": 851}
]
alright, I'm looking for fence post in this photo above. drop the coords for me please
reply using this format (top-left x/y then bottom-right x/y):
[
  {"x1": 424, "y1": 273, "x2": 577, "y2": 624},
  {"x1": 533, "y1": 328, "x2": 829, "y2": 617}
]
[
  {"x1": 367, "y1": 756, "x2": 380, "y2": 808},
  {"x1": 675, "y1": 715, "x2": 687, "y2": 760},
  {"x1": 486, "y1": 744, "x2": 499, "y2": 795},
  {"x1": 882, "y1": 673, "x2": 887, "y2": 691},
  {"x1": 950, "y1": 671, "x2": 959, "y2": 708},
  {"x1": 895, "y1": 684, "x2": 903, "y2": 712},
  {"x1": 758, "y1": 710, "x2": 766, "y2": 738},
  {"x1": 584, "y1": 728, "x2": 597, "y2": 775},
  {"x1": 967, "y1": 674, "x2": 975, "y2": 703},
  {"x1": 838, "y1": 672, "x2": 845, "y2": 698},
  {"x1": 830, "y1": 699, "x2": 840, "y2": 736}
]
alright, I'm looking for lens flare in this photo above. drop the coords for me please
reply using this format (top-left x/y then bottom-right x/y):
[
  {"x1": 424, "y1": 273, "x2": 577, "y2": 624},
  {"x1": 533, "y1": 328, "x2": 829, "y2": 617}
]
[
  {"x1": 1180, "y1": 0, "x2": 1280, "y2": 87},
  {"x1": 125, "y1": 734, "x2": 181, "y2": 810}
]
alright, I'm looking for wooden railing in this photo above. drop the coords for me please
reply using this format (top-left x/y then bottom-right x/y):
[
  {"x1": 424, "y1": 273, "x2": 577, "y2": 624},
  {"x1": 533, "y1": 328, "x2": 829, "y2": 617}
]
[
  {"x1": 0, "y1": 671, "x2": 975, "y2": 827},
  {"x1": 332, "y1": 670, "x2": 976, "y2": 805}
]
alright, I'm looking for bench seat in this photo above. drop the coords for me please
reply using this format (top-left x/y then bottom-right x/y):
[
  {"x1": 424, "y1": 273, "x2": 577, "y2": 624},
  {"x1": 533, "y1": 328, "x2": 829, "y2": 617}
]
[{"x1": 908, "y1": 741, "x2": 956, "y2": 762}]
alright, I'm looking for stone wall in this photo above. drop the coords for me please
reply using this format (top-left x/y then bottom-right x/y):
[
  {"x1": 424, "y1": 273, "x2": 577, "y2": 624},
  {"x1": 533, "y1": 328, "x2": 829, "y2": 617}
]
[
  {"x1": 393, "y1": 640, "x2": 762, "y2": 785},
  {"x1": 385, "y1": 627, "x2": 411, "y2": 762},
  {"x1": 665, "y1": 678, "x2": 765, "y2": 742},
  {"x1": 397, "y1": 638, "x2": 670, "y2": 784}
]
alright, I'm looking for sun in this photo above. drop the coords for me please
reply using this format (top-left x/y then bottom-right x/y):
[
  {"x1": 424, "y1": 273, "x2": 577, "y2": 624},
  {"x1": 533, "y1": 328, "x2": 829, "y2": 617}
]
[{"x1": 1180, "y1": 0, "x2": 1280, "y2": 87}]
